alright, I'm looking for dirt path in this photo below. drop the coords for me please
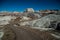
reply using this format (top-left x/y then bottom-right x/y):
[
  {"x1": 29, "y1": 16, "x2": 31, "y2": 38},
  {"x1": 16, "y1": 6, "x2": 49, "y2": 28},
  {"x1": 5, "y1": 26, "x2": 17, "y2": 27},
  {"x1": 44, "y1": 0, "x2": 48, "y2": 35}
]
[{"x1": 5, "y1": 24, "x2": 58, "y2": 40}]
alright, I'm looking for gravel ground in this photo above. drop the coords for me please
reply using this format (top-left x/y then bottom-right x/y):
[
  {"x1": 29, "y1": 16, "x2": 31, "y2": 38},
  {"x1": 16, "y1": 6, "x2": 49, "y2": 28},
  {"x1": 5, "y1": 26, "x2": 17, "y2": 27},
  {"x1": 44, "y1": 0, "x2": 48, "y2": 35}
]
[
  {"x1": 1, "y1": 24, "x2": 59, "y2": 40},
  {"x1": 2, "y1": 26, "x2": 16, "y2": 40}
]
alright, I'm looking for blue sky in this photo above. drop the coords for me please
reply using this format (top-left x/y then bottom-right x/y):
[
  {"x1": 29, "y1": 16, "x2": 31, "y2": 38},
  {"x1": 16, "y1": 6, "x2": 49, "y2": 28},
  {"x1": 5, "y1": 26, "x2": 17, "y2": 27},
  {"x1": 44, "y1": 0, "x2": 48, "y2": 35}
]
[{"x1": 0, "y1": 0, "x2": 60, "y2": 12}]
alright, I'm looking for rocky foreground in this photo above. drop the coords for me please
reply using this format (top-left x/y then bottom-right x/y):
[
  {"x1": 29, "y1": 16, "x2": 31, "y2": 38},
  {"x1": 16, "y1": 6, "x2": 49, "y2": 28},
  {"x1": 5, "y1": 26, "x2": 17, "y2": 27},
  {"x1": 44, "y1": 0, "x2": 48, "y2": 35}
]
[
  {"x1": 2, "y1": 24, "x2": 59, "y2": 40},
  {"x1": 0, "y1": 13, "x2": 60, "y2": 40}
]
